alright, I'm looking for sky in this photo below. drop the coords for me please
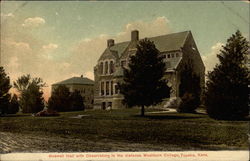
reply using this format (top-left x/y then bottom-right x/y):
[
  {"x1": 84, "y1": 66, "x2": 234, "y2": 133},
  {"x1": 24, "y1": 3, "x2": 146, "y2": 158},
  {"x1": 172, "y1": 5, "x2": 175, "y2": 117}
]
[{"x1": 1, "y1": 1, "x2": 249, "y2": 100}]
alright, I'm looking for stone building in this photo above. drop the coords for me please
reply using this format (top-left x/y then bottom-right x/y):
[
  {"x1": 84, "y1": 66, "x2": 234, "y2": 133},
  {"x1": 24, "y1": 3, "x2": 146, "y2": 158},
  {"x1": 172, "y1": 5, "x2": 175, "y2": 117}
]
[
  {"x1": 52, "y1": 76, "x2": 94, "y2": 109},
  {"x1": 94, "y1": 30, "x2": 205, "y2": 109}
]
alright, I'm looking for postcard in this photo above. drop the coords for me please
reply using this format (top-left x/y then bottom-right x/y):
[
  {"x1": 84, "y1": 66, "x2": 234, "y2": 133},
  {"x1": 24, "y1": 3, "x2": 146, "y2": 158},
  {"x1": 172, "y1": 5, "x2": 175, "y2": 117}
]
[{"x1": 0, "y1": 1, "x2": 249, "y2": 161}]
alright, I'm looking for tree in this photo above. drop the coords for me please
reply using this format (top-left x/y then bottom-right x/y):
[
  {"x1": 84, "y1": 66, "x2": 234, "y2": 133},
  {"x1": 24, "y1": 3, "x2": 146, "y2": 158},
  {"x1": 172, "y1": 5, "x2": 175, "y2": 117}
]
[
  {"x1": 178, "y1": 60, "x2": 201, "y2": 113},
  {"x1": 14, "y1": 74, "x2": 45, "y2": 113},
  {"x1": 205, "y1": 30, "x2": 249, "y2": 120},
  {"x1": 70, "y1": 90, "x2": 85, "y2": 111},
  {"x1": 48, "y1": 85, "x2": 71, "y2": 112},
  {"x1": 119, "y1": 39, "x2": 171, "y2": 116},
  {"x1": 0, "y1": 66, "x2": 11, "y2": 115},
  {"x1": 7, "y1": 94, "x2": 19, "y2": 114}
]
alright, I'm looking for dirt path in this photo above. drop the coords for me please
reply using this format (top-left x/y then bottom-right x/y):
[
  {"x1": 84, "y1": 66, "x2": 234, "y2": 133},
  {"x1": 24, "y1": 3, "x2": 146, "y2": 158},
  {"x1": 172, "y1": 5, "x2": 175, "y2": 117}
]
[{"x1": 0, "y1": 132, "x2": 183, "y2": 153}]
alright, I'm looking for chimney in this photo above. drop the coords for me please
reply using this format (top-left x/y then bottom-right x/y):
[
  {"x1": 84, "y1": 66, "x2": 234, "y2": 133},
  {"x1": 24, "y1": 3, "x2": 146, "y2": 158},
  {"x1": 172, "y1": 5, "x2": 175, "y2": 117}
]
[
  {"x1": 131, "y1": 30, "x2": 139, "y2": 41},
  {"x1": 107, "y1": 39, "x2": 115, "y2": 48}
]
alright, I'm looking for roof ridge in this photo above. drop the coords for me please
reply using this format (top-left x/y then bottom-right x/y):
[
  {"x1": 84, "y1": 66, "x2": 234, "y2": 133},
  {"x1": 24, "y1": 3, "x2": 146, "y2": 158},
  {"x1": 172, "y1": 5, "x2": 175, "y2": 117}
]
[{"x1": 112, "y1": 30, "x2": 190, "y2": 45}]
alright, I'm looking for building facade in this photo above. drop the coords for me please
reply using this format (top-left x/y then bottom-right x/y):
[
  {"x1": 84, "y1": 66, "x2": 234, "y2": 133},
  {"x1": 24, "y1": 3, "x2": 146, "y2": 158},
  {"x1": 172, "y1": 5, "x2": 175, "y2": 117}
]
[
  {"x1": 94, "y1": 30, "x2": 205, "y2": 109},
  {"x1": 52, "y1": 76, "x2": 94, "y2": 109}
]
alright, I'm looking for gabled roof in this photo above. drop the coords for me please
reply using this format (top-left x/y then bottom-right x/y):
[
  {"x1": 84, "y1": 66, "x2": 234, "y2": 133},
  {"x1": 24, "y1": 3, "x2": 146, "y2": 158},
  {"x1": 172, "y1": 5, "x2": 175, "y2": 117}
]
[
  {"x1": 149, "y1": 31, "x2": 190, "y2": 52},
  {"x1": 52, "y1": 77, "x2": 94, "y2": 86},
  {"x1": 110, "y1": 41, "x2": 130, "y2": 57},
  {"x1": 108, "y1": 31, "x2": 190, "y2": 58}
]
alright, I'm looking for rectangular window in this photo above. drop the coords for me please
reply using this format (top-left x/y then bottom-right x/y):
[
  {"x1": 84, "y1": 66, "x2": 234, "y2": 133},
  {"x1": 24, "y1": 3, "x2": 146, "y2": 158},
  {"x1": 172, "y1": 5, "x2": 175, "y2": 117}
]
[
  {"x1": 106, "y1": 81, "x2": 109, "y2": 95},
  {"x1": 105, "y1": 61, "x2": 108, "y2": 74},
  {"x1": 100, "y1": 62, "x2": 103, "y2": 74},
  {"x1": 171, "y1": 53, "x2": 175, "y2": 58},
  {"x1": 167, "y1": 54, "x2": 170, "y2": 58},
  {"x1": 110, "y1": 61, "x2": 114, "y2": 74},
  {"x1": 101, "y1": 82, "x2": 104, "y2": 96},
  {"x1": 111, "y1": 81, "x2": 113, "y2": 95}
]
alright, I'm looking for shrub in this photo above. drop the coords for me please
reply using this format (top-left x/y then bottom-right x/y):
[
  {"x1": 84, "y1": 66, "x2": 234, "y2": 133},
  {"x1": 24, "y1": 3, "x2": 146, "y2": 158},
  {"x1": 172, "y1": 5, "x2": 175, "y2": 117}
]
[{"x1": 177, "y1": 92, "x2": 199, "y2": 113}]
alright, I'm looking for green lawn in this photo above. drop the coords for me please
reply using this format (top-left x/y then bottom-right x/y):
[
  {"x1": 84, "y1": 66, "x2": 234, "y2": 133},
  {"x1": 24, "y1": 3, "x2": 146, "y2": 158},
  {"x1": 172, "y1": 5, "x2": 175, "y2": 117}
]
[{"x1": 0, "y1": 108, "x2": 249, "y2": 152}]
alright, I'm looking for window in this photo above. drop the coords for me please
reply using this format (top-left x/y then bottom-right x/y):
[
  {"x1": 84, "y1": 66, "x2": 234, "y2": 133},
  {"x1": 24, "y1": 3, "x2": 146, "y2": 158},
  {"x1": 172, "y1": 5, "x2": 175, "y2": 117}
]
[
  {"x1": 111, "y1": 81, "x2": 113, "y2": 95},
  {"x1": 99, "y1": 62, "x2": 103, "y2": 74},
  {"x1": 105, "y1": 61, "x2": 109, "y2": 74},
  {"x1": 167, "y1": 54, "x2": 170, "y2": 58},
  {"x1": 101, "y1": 82, "x2": 104, "y2": 96},
  {"x1": 171, "y1": 53, "x2": 175, "y2": 58},
  {"x1": 106, "y1": 81, "x2": 109, "y2": 95},
  {"x1": 110, "y1": 61, "x2": 114, "y2": 74},
  {"x1": 176, "y1": 53, "x2": 179, "y2": 57}
]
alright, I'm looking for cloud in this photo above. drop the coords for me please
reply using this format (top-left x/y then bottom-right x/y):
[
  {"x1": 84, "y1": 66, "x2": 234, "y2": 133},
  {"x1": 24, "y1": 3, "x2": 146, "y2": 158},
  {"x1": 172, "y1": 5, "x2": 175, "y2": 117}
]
[
  {"x1": 241, "y1": 0, "x2": 250, "y2": 3},
  {"x1": 70, "y1": 16, "x2": 172, "y2": 74},
  {"x1": 2, "y1": 16, "x2": 172, "y2": 100},
  {"x1": 84, "y1": 71, "x2": 94, "y2": 80},
  {"x1": 42, "y1": 43, "x2": 58, "y2": 50},
  {"x1": 116, "y1": 16, "x2": 171, "y2": 42},
  {"x1": 7, "y1": 56, "x2": 19, "y2": 69},
  {"x1": 22, "y1": 17, "x2": 45, "y2": 28},
  {"x1": 202, "y1": 42, "x2": 224, "y2": 73},
  {"x1": 1, "y1": 13, "x2": 14, "y2": 18}
]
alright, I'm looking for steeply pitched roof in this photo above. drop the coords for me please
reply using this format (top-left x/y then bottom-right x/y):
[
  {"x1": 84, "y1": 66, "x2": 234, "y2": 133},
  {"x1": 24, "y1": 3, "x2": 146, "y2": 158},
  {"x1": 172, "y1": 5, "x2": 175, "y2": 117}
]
[
  {"x1": 110, "y1": 41, "x2": 130, "y2": 57},
  {"x1": 149, "y1": 31, "x2": 190, "y2": 52},
  {"x1": 109, "y1": 31, "x2": 190, "y2": 58},
  {"x1": 52, "y1": 77, "x2": 94, "y2": 86}
]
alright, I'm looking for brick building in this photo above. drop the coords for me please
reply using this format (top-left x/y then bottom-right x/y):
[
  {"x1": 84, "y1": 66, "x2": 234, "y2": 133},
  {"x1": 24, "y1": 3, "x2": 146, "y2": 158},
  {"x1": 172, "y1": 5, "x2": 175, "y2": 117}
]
[{"x1": 94, "y1": 30, "x2": 205, "y2": 109}]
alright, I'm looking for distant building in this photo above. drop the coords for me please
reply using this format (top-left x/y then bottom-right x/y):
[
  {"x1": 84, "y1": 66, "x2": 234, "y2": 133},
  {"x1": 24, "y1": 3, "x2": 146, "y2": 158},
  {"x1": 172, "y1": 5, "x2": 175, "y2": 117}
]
[
  {"x1": 52, "y1": 76, "x2": 94, "y2": 109},
  {"x1": 94, "y1": 30, "x2": 205, "y2": 109}
]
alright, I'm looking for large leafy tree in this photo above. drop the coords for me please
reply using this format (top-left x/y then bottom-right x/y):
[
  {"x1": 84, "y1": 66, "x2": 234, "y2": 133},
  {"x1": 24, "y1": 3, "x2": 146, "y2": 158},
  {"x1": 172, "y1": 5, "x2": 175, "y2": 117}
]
[
  {"x1": 205, "y1": 30, "x2": 249, "y2": 120},
  {"x1": 7, "y1": 94, "x2": 19, "y2": 114},
  {"x1": 0, "y1": 67, "x2": 11, "y2": 115},
  {"x1": 14, "y1": 74, "x2": 45, "y2": 113},
  {"x1": 70, "y1": 90, "x2": 85, "y2": 111},
  {"x1": 178, "y1": 60, "x2": 201, "y2": 113},
  {"x1": 119, "y1": 39, "x2": 170, "y2": 116},
  {"x1": 48, "y1": 85, "x2": 71, "y2": 112}
]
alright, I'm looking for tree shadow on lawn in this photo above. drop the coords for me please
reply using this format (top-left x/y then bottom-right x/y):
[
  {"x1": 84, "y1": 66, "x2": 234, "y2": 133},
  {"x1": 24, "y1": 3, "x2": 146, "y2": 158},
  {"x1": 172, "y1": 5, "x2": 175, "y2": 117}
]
[
  {"x1": 1, "y1": 114, "x2": 31, "y2": 117},
  {"x1": 133, "y1": 114, "x2": 205, "y2": 120}
]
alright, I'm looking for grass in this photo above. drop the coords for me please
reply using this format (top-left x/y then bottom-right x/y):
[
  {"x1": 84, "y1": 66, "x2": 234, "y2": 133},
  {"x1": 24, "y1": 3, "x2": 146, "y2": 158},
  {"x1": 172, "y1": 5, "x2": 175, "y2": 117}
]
[{"x1": 0, "y1": 108, "x2": 249, "y2": 152}]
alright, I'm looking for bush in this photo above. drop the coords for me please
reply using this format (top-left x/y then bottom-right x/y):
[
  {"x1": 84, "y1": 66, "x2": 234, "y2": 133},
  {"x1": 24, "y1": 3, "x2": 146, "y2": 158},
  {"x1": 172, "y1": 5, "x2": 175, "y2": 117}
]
[{"x1": 177, "y1": 93, "x2": 199, "y2": 113}]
